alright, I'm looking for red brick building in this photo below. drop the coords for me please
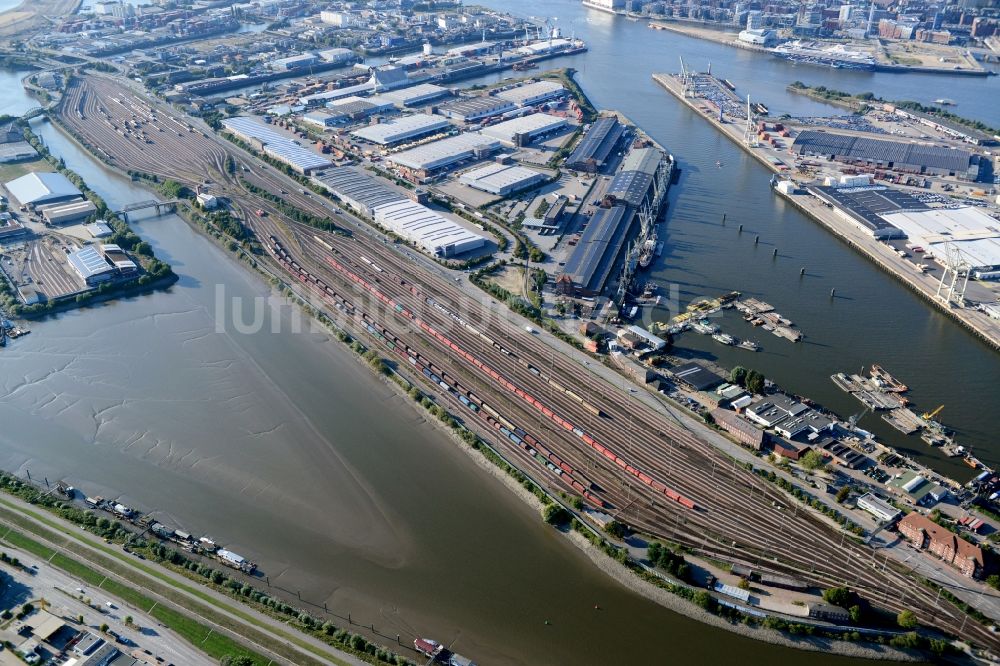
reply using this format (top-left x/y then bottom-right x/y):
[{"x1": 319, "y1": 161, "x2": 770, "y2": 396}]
[{"x1": 898, "y1": 512, "x2": 983, "y2": 579}]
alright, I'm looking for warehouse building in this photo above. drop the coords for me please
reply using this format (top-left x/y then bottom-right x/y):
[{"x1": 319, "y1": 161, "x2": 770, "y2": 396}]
[
  {"x1": 351, "y1": 114, "x2": 451, "y2": 146},
  {"x1": 856, "y1": 493, "x2": 901, "y2": 523},
  {"x1": 0, "y1": 214, "x2": 25, "y2": 240},
  {"x1": 565, "y1": 116, "x2": 625, "y2": 173},
  {"x1": 808, "y1": 185, "x2": 910, "y2": 239},
  {"x1": 68, "y1": 245, "x2": 116, "y2": 285},
  {"x1": 4, "y1": 171, "x2": 83, "y2": 207},
  {"x1": 311, "y1": 168, "x2": 407, "y2": 218},
  {"x1": 371, "y1": 200, "x2": 486, "y2": 257},
  {"x1": 556, "y1": 204, "x2": 631, "y2": 296},
  {"x1": 379, "y1": 83, "x2": 451, "y2": 108},
  {"x1": 40, "y1": 199, "x2": 97, "y2": 225},
  {"x1": 459, "y1": 163, "x2": 547, "y2": 195},
  {"x1": 270, "y1": 53, "x2": 319, "y2": 72},
  {"x1": 606, "y1": 147, "x2": 665, "y2": 208},
  {"x1": 221, "y1": 117, "x2": 332, "y2": 174},
  {"x1": 100, "y1": 243, "x2": 137, "y2": 274},
  {"x1": 388, "y1": 133, "x2": 501, "y2": 175},
  {"x1": 0, "y1": 141, "x2": 37, "y2": 163},
  {"x1": 330, "y1": 95, "x2": 395, "y2": 116},
  {"x1": 495, "y1": 80, "x2": 566, "y2": 107},
  {"x1": 480, "y1": 113, "x2": 568, "y2": 147},
  {"x1": 301, "y1": 110, "x2": 341, "y2": 128},
  {"x1": 438, "y1": 96, "x2": 516, "y2": 122},
  {"x1": 317, "y1": 48, "x2": 356, "y2": 65},
  {"x1": 792, "y1": 130, "x2": 987, "y2": 182},
  {"x1": 881, "y1": 206, "x2": 1000, "y2": 279}
]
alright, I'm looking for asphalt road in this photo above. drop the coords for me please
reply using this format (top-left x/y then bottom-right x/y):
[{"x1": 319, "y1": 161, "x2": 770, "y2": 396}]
[{"x1": 0, "y1": 539, "x2": 213, "y2": 666}]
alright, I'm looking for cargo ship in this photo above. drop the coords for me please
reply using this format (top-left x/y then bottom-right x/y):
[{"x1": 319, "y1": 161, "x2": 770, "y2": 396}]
[
  {"x1": 771, "y1": 40, "x2": 875, "y2": 71},
  {"x1": 638, "y1": 235, "x2": 657, "y2": 269}
]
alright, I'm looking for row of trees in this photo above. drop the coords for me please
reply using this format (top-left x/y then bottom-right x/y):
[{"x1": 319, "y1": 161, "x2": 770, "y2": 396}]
[{"x1": 730, "y1": 365, "x2": 765, "y2": 394}]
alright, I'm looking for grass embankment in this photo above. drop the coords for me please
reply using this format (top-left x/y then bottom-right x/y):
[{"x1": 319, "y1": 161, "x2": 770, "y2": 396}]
[{"x1": 787, "y1": 82, "x2": 1000, "y2": 137}]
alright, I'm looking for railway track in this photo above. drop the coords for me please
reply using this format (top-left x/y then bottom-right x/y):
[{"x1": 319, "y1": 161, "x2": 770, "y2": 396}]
[{"x1": 53, "y1": 73, "x2": 997, "y2": 649}]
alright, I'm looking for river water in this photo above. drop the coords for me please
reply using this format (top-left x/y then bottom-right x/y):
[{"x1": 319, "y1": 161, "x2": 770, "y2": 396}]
[
  {"x1": 0, "y1": 72, "x2": 902, "y2": 665},
  {"x1": 471, "y1": 0, "x2": 1000, "y2": 482}
]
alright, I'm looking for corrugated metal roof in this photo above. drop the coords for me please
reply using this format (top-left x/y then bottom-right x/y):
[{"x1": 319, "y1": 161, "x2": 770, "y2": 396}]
[
  {"x1": 372, "y1": 200, "x2": 485, "y2": 256},
  {"x1": 566, "y1": 116, "x2": 623, "y2": 169},
  {"x1": 221, "y1": 117, "x2": 331, "y2": 172},
  {"x1": 793, "y1": 130, "x2": 972, "y2": 173},
  {"x1": 351, "y1": 114, "x2": 451, "y2": 145},
  {"x1": 4, "y1": 172, "x2": 82, "y2": 205},
  {"x1": 561, "y1": 205, "x2": 631, "y2": 292},
  {"x1": 311, "y1": 168, "x2": 407, "y2": 214},
  {"x1": 389, "y1": 133, "x2": 500, "y2": 171},
  {"x1": 68, "y1": 245, "x2": 114, "y2": 280},
  {"x1": 479, "y1": 113, "x2": 567, "y2": 144},
  {"x1": 495, "y1": 80, "x2": 565, "y2": 106}
]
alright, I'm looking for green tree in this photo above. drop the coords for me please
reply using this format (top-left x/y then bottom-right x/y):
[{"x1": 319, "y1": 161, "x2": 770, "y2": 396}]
[
  {"x1": 835, "y1": 486, "x2": 851, "y2": 503},
  {"x1": 604, "y1": 520, "x2": 628, "y2": 539},
  {"x1": 543, "y1": 504, "x2": 569, "y2": 525},
  {"x1": 897, "y1": 609, "x2": 918, "y2": 629},
  {"x1": 822, "y1": 586, "x2": 852, "y2": 608},
  {"x1": 730, "y1": 366, "x2": 748, "y2": 386},
  {"x1": 220, "y1": 656, "x2": 255, "y2": 666},
  {"x1": 99, "y1": 623, "x2": 109, "y2": 633},
  {"x1": 745, "y1": 370, "x2": 765, "y2": 395},
  {"x1": 800, "y1": 450, "x2": 827, "y2": 472},
  {"x1": 693, "y1": 591, "x2": 716, "y2": 611},
  {"x1": 848, "y1": 605, "x2": 861, "y2": 623},
  {"x1": 124, "y1": 615, "x2": 133, "y2": 626},
  {"x1": 986, "y1": 574, "x2": 1000, "y2": 591}
]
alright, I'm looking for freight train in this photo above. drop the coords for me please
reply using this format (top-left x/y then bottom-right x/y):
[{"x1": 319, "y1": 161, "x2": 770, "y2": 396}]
[{"x1": 306, "y1": 240, "x2": 697, "y2": 512}]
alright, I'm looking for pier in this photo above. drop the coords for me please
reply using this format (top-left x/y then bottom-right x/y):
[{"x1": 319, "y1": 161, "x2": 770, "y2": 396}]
[{"x1": 651, "y1": 71, "x2": 1000, "y2": 353}]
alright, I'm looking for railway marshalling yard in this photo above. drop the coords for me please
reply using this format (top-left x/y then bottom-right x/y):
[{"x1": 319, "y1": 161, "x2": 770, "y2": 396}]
[{"x1": 57, "y1": 71, "x2": 1000, "y2": 652}]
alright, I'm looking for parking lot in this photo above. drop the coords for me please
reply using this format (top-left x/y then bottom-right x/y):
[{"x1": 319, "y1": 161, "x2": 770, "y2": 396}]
[{"x1": 0, "y1": 542, "x2": 212, "y2": 666}]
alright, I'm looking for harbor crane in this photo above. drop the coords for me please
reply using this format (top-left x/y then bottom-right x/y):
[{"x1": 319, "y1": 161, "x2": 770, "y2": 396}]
[
  {"x1": 935, "y1": 242, "x2": 971, "y2": 308},
  {"x1": 922, "y1": 405, "x2": 944, "y2": 421},
  {"x1": 743, "y1": 95, "x2": 759, "y2": 147}
]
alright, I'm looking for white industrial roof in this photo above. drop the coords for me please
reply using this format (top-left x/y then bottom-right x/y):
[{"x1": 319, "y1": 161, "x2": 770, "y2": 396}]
[
  {"x1": 389, "y1": 133, "x2": 500, "y2": 171},
  {"x1": 459, "y1": 162, "x2": 545, "y2": 192},
  {"x1": 372, "y1": 200, "x2": 485, "y2": 256},
  {"x1": 378, "y1": 83, "x2": 450, "y2": 107},
  {"x1": 882, "y1": 206, "x2": 1000, "y2": 270},
  {"x1": 351, "y1": 114, "x2": 451, "y2": 145},
  {"x1": 221, "y1": 117, "x2": 331, "y2": 171},
  {"x1": 301, "y1": 82, "x2": 374, "y2": 105},
  {"x1": 67, "y1": 245, "x2": 114, "y2": 280},
  {"x1": 479, "y1": 113, "x2": 567, "y2": 145},
  {"x1": 495, "y1": 80, "x2": 566, "y2": 106},
  {"x1": 4, "y1": 171, "x2": 82, "y2": 206}
]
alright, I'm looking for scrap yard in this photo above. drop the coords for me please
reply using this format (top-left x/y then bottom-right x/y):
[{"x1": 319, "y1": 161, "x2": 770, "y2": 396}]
[{"x1": 48, "y1": 69, "x2": 1000, "y2": 651}]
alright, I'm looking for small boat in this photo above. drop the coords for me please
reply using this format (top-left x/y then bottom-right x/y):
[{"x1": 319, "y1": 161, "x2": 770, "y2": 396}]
[
  {"x1": 737, "y1": 339, "x2": 760, "y2": 351},
  {"x1": 933, "y1": 98, "x2": 956, "y2": 106},
  {"x1": 414, "y1": 638, "x2": 443, "y2": 658},
  {"x1": 712, "y1": 332, "x2": 735, "y2": 345},
  {"x1": 691, "y1": 320, "x2": 718, "y2": 335}
]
